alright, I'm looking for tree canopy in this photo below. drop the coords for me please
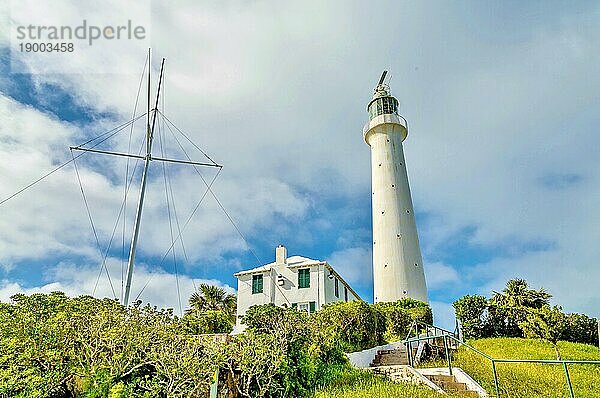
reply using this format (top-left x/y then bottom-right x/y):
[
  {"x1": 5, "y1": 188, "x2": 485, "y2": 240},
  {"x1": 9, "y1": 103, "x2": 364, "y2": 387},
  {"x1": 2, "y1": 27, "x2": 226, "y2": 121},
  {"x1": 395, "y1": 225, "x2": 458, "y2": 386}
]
[{"x1": 454, "y1": 278, "x2": 598, "y2": 347}]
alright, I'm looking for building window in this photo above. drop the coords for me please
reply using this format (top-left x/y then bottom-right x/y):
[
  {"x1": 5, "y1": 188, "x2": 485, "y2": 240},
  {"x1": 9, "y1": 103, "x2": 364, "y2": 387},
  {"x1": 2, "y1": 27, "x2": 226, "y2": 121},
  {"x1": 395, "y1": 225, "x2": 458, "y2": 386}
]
[
  {"x1": 344, "y1": 287, "x2": 348, "y2": 302},
  {"x1": 296, "y1": 301, "x2": 317, "y2": 314},
  {"x1": 252, "y1": 274, "x2": 263, "y2": 294},
  {"x1": 298, "y1": 268, "x2": 310, "y2": 289},
  {"x1": 334, "y1": 278, "x2": 339, "y2": 298}
]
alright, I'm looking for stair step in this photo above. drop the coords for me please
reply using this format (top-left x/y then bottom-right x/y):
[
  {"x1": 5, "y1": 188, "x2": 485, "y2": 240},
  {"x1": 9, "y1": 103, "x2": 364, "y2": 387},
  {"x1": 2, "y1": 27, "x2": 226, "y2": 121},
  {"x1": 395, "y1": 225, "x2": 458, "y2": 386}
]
[
  {"x1": 457, "y1": 391, "x2": 479, "y2": 397},
  {"x1": 427, "y1": 374, "x2": 455, "y2": 383},
  {"x1": 370, "y1": 348, "x2": 410, "y2": 367},
  {"x1": 424, "y1": 374, "x2": 475, "y2": 394},
  {"x1": 438, "y1": 381, "x2": 468, "y2": 391}
]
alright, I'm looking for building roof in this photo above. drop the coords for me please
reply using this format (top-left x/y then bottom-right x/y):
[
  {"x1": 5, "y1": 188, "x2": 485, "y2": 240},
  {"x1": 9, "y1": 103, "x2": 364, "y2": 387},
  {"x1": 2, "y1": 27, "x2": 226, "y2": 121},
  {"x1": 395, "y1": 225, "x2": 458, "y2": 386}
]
[{"x1": 234, "y1": 255, "x2": 323, "y2": 276}]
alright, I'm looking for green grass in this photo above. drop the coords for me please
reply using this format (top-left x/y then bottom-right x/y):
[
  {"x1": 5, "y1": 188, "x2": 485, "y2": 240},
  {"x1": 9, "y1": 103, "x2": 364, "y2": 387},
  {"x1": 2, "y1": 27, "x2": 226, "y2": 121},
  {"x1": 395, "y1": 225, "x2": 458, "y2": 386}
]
[
  {"x1": 429, "y1": 338, "x2": 600, "y2": 398},
  {"x1": 313, "y1": 338, "x2": 600, "y2": 397},
  {"x1": 311, "y1": 365, "x2": 460, "y2": 398}
]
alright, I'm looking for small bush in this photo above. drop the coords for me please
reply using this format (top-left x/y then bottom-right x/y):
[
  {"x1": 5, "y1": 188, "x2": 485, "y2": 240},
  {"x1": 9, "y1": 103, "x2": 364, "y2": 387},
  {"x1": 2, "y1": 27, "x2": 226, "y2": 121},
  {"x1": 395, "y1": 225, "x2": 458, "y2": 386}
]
[
  {"x1": 314, "y1": 301, "x2": 386, "y2": 352},
  {"x1": 180, "y1": 309, "x2": 233, "y2": 334},
  {"x1": 453, "y1": 295, "x2": 488, "y2": 339},
  {"x1": 563, "y1": 313, "x2": 599, "y2": 346}
]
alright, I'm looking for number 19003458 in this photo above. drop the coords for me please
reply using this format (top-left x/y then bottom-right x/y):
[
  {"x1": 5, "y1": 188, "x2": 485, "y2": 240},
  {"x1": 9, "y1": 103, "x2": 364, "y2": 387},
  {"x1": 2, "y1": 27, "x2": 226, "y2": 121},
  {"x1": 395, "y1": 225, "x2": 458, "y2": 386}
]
[{"x1": 19, "y1": 42, "x2": 74, "y2": 52}]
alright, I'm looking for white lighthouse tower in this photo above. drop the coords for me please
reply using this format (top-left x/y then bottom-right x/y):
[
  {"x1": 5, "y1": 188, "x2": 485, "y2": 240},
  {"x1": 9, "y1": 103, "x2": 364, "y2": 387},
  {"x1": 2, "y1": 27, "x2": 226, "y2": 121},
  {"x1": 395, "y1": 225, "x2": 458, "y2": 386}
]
[{"x1": 364, "y1": 71, "x2": 428, "y2": 303}]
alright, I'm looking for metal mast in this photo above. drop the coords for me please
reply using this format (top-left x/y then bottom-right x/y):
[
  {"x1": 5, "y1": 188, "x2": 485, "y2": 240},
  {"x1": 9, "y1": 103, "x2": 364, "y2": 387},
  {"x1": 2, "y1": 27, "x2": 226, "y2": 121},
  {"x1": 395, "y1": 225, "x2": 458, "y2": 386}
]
[
  {"x1": 123, "y1": 50, "x2": 165, "y2": 306},
  {"x1": 70, "y1": 49, "x2": 222, "y2": 306}
]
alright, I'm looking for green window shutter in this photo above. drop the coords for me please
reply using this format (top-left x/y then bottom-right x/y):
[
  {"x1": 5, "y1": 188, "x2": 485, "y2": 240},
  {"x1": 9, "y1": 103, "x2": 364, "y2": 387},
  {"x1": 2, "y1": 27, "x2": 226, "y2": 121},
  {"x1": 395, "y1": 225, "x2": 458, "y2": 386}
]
[
  {"x1": 298, "y1": 268, "x2": 310, "y2": 288},
  {"x1": 292, "y1": 303, "x2": 297, "y2": 310},
  {"x1": 252, "y1": 274, "x2": 263, "y2": 294},
  {"x1": 309, "y1": 301, "x2": 316, "y2": 313}
]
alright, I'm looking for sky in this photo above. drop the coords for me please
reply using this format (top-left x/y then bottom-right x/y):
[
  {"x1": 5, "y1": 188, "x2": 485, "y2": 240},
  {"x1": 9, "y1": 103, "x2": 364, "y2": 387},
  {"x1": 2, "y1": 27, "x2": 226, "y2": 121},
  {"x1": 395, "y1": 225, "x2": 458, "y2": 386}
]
[{"x1": 1, "y1": 0, "x2": 599, "y2": 329}]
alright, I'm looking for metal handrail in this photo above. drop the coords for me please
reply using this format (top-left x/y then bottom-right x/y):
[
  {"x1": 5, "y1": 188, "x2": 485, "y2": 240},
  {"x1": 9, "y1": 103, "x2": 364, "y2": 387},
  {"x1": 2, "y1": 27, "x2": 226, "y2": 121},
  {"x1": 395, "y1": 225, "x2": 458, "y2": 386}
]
[
  {"x1": 402, "y1": 330, "x2": 600, "y2": 398},
  {"x1": 404, "y1": 320, "x2": 458, "y2": 341}
]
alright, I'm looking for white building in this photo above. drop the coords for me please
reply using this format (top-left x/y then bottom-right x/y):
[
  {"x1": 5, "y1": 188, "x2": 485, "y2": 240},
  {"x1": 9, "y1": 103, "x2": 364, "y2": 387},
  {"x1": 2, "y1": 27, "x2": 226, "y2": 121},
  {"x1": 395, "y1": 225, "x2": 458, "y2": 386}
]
[
  {"x1": 364, "y1": 71, "x2": 428, "y2": 303},
  {"x1": 233, "y1": 245, "x2": 361, "y2": 330}
]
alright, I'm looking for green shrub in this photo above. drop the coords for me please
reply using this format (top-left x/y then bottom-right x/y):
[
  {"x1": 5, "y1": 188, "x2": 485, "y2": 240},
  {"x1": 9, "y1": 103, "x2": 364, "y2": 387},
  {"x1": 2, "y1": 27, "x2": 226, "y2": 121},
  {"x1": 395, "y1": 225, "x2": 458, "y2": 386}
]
[
  {"x1": 399, "y1": 299, "x2": 434, "y2": 325},
  {"x1": 314, "y1": 301, "x2": 386, "y2": 352},
  {"x1": 242, "y1": 303, "x2": 289, "y2": 333},
  {"x1": 238, "y1": 304, "x2": 319, "y2": 397},
  {"x1": 373, "y1": 299, "x2": 432, "y2": 341},
  {"x1": 454, "y1": 279, "x2": 597, "y2": 346},
  {"x1": 180, "y1": 309, "x2": 233, "y2": 334},
  {"x1": 563, "y1": 313, "x2": 599, "y2": 345},
  {"x1": 0, "y1": 293, "x2": 223, "y2": 397},
  {"x1": 453, "y1": 294, "x2": 488, "y2": 339},
  {"x1": 520, "y1": 305, "x2": 568, "y2": 359}
]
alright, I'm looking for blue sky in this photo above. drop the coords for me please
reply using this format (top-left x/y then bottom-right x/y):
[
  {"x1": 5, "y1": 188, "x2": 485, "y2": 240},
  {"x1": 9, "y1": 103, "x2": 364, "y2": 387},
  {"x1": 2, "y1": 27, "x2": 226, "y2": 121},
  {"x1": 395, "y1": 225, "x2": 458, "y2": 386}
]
[{"x1": 1, "y1": 1, "x2": 599, "y2": 328}]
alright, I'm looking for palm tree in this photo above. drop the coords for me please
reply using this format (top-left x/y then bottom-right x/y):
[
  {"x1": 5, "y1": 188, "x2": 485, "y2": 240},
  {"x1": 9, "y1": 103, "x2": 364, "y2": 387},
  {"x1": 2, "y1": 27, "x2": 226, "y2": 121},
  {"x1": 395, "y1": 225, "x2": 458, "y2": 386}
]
[
  {"x1": 490, "y1": 278, "x2": 552, "y2": 336},
  {"x1": 186, "y1": 283, "x2": 236, "y2": 320},
  {"x1": 491, "y1": 279, "x2": 551, "y2": 309}
]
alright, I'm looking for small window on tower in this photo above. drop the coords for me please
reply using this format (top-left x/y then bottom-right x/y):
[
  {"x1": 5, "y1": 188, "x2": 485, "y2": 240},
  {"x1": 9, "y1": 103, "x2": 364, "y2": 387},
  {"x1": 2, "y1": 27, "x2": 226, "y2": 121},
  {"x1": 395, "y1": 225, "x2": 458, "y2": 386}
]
[{"x1": 334, "y1": 278, "x2": 339, "y2": 298}]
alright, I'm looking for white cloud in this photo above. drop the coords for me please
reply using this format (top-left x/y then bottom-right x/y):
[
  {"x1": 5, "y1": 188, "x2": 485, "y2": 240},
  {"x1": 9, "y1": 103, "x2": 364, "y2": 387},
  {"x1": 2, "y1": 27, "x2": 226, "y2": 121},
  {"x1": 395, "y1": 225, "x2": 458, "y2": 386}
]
[
  {"x1": 326, "y1": 247, "x2": 372, "y2": 289},
  {"x1": 425, "y1": 262, "x2": 459, "y2": 291}
]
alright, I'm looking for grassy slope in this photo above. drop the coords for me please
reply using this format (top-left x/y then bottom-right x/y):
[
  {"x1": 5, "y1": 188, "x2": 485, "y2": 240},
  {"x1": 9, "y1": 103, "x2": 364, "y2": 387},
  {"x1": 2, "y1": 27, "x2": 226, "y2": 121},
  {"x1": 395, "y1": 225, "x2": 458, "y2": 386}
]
[
  {"x1": 447, "y1": 338, "x2": 600, "y2": 398},
  {"x1": 313, "y1": 339, "x2": 600, "y2": 397},
  {"x1": 311, "y1": 365, "x2": 460, "y2": 398}
]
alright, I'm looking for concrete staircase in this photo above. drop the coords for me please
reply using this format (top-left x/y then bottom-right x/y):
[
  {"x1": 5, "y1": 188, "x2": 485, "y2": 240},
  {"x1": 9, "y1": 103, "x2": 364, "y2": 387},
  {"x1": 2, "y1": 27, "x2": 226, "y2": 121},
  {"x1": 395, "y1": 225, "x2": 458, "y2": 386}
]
[
  {"x1": 367, "y1": 347, "x2": 486, "y2": 397},
  {"x1": 424, "y1": 374, "x2": 480, "y2": 397},
  {"x1": 370, "y1": 348, "x2": 410, "y2": 366}
]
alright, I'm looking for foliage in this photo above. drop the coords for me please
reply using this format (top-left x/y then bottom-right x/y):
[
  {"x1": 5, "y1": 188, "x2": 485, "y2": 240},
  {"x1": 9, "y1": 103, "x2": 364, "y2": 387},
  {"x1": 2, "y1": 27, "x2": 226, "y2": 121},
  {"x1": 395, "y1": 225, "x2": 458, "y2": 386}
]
[
  {"x1": 239, "y1": 304, "x2": 321, "y2": 397},
  {"x1": 187, "y1": 283, "x2": 236, "y2": 322},
  {"x1": 313, "y1": 301, "x2": 386, "y2": 352},
  {"x1": 0, "y1": 292, "x2": 225, "y2": 397},
  {"x1": 0, "y1": 294, "x2": 430, "y2": 398},
  {"x1": 453, "y1": 278, "x2": 597, "y2": 346},
  {"x1": 488, "y1": 278, "x2": 552, "y2": 337},
  {"x1": 376, "y1": 304, "x2": 411, "y2": 341},
  {"x1": 224, "y1": 331, "x2": 287, "y2": 397},
  {"x1": 180, "y1": 309, "x2": 233, "y2": 334},
  {"x1": 520, "y1": 305, "x2": 568, "y2": 359},
  {"x1": 373, "y1": 298, "x2": 432, "y2": 342},
  {"x1": 447, "y1": 338, "x2": 600, "y2": 398},
  {"x1": 238, "y1": 300, "x2": 433, "y2": 396},
  {"x1": 453, "y1": 294, "x2": 488, "y2": 339},
  {"x1": 395, "y1": 297, "x2": 434, "y2": 324},
  {"x1": 242, "y1": 303, "x2": 289, "y2": 334},
  {"x1": 491, "y1": 278, "x2": 551, "y2": 309},
  {"x1": 563, "y1": 312, "x2": 599, "y2": 346}
]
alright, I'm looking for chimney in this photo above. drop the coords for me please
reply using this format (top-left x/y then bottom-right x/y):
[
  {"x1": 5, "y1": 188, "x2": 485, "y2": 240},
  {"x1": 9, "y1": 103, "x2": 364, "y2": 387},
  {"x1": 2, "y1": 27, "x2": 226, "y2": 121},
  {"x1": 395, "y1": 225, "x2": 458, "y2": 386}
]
[{"x1": 276, "y1": 245, "x2": 287, "y2": 265}]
